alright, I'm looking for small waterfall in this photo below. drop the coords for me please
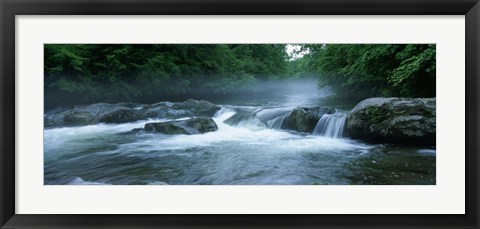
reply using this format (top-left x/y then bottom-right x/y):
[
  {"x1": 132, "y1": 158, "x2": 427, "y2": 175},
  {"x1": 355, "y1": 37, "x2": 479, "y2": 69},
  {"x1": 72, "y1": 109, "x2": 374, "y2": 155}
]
[
  {"x1": 223, "y1": 107, "x2": 291, "y2": 130},
  {"x1": 313, "y1": 111, "x2": 347, "y2": 138},
  {"x1": 266, "y1": 114, "x2": 288, "y2": 129},
  {"x1": 214, "y1": 107, "x2": 234, "y2": 118}
]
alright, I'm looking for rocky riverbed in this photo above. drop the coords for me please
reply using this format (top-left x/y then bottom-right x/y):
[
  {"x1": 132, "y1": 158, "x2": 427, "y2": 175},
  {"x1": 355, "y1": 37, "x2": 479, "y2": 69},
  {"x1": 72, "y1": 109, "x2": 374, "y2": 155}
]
[
  {"x1": 45, "y1": 97, "x2": 436, "y2": 146},
  {"x1": 44, "y1": 90, "x2": 436, "y2": 185}
]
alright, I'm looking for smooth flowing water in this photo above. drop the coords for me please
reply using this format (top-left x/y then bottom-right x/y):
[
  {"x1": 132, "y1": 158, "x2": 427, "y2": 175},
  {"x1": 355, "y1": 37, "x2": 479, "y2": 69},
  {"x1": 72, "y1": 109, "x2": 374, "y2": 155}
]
[
  {"x1": 44, "y1": 81, "x2": 436, "y2": 185},
  {"x1": 312, "y1": 111, "x2": 348, "y2": 138}
]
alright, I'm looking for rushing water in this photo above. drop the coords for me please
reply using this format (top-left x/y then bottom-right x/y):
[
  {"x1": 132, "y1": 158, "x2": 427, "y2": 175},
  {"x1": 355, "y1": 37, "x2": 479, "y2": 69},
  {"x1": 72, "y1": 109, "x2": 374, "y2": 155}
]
[
  {"x1": 44, "y1": 81, "x2": 436, "y2": 185},
  {"x1": 312, "y1": 111, "x2": 348, "y2": 138}
]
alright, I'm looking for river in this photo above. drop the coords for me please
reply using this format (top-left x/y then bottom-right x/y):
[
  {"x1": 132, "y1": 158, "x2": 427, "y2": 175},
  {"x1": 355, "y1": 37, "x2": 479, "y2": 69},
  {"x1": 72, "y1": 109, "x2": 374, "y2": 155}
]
[{"x1": 44, "y1": 80, "x2": 436, "y2": 185}]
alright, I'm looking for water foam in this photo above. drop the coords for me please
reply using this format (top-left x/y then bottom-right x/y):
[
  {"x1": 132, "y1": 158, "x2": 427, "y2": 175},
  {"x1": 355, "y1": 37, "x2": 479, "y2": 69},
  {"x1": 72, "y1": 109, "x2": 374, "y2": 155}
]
[{"x1": 67, "y1": 177, "x2": 110, "y2": 185}]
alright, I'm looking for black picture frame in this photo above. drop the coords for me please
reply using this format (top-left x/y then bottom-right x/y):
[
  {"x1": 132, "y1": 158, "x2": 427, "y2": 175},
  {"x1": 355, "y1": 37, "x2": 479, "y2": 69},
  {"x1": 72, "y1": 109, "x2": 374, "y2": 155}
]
[{"x1": 1, "y1": 0, "x2": 479, "y2": 228}]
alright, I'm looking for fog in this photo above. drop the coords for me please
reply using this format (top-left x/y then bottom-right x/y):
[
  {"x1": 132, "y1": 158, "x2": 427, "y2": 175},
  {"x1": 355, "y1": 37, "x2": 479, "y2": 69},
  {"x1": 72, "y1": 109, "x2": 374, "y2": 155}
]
[{"x1": 46, "y1": 78, "x2": 348, "y2": 110}]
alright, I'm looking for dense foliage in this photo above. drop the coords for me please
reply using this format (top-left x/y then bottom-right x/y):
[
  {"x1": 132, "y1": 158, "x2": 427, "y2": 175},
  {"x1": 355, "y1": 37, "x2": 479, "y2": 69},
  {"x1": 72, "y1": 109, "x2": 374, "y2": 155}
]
[
  {"x1": 44, "y1": 44, "x2": 287, "y2": 108},
  {"x1": 298, "y1": 44, "x2": 436, "y2": 98},
  {"x1": 45, "y1": 44, "x2": 435, "y2": 108}
]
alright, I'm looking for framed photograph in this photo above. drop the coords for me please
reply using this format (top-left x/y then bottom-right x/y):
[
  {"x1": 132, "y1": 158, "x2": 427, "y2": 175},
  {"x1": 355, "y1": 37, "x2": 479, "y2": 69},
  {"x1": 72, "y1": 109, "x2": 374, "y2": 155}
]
[{"x1": 1, "y1": 0, "x2": 479, "y2": 228}]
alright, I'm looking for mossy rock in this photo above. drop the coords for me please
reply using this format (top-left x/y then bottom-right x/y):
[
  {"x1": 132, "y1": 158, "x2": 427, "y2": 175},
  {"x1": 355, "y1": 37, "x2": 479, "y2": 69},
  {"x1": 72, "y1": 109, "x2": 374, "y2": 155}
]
[{"x1": 345, "y1": 97, "x2": 435, "y2": 145}]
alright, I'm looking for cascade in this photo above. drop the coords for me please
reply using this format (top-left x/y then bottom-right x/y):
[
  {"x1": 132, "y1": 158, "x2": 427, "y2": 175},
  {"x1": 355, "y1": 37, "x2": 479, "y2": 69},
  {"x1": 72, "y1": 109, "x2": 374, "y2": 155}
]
[
  {"x1": 312, "y1": 111, "x2": 347, "y2": 138},
  {"x1": 223, "y1": 107, "x2": 291, "y2": 130}
]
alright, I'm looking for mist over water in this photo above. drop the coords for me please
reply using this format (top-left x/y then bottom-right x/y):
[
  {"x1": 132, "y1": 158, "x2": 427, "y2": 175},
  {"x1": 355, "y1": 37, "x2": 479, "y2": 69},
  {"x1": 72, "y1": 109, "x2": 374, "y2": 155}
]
[
  {"x1": 182, "y1": 79, "x2": 339, "y2": 108},
  {"x1": 44, "y1": 79, "x2": 436, "y2": 185}
]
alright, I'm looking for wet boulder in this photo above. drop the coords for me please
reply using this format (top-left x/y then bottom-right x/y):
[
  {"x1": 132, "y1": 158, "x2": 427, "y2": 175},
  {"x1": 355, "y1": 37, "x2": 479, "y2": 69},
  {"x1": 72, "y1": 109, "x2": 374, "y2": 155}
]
[
  {"x1": 144, "y1": 117, "x2": 218, "y2": 135},
  {"x1": 281, "y1": 107, "x2": 335, "y2": 133},
  {"x1": 345, "y1": 97, "x2": 435, "y2": 145},
  {"x1": 98, "y1": 108, "x2": 142, "y2": 123},
  {"x1": 44, "y1": 99, "x2": 221, "y2": 127},
  {"x1": 61, "y1": 110, "x2": 92, "y2": 125},
  {"x1": 142, "y1": 99, "x2": 221, "y2": 119},
  {"x1": 171, "y1": 99, "x2": 221, "y2": 117},
  {"x1": 44, "y1": 103, "x2": 146, "y2": 126}
]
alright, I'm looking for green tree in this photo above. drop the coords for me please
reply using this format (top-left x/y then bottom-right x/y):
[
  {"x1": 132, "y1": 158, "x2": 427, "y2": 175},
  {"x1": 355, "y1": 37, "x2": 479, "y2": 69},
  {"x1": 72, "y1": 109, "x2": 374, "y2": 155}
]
[
  {"x1": 44, "y1": 44, "x2": 290, "y2": 108},
  {"x1": 298, "y1": 44, "x2": 435, "y2": 99}
]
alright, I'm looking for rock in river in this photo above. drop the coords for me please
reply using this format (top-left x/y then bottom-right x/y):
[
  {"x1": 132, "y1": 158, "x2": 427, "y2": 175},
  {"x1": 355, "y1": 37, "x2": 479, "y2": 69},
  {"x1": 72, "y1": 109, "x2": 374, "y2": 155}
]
[
  {"x1": 45, "y1": 103, "x2": 146, "y2": 126},
  {"x1": 143, "y1": 99, "x2": 220, "y2": 119},
  {"x1": 345, "y1": 97, "x2": 436, "y2": 145},
  {"x1": 144, "y1": 117, "x2": 218, "y2": 135},
  {"x1": 171, "y1": 99, "x2": 221, "y2": 117},
  {"x1": 44, "y1": 99, "x2": 221, "y2": 127},
  {"x1": 281, "y1": 107, "x2": 335, "y2": 133}
]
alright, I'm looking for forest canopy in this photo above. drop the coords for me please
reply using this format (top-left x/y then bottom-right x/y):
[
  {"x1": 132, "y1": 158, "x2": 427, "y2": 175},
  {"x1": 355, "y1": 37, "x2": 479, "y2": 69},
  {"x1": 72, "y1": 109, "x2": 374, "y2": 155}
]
[
  {"x1": 44, "y1": 44, "x2": 435, "y2": 108},
  {"x1": 294, "y1": 44, "x2": 436, "y2": 98}
]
